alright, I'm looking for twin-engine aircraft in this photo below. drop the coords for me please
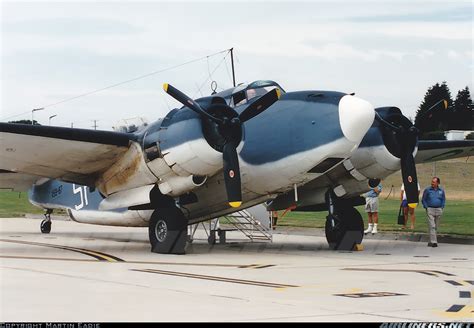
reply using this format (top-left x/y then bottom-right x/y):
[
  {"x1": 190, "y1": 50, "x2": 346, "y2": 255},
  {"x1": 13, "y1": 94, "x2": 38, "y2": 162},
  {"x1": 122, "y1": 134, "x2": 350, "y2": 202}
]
[{"x1": 1, "y1": 80, "x2": 473, "y2": 254}]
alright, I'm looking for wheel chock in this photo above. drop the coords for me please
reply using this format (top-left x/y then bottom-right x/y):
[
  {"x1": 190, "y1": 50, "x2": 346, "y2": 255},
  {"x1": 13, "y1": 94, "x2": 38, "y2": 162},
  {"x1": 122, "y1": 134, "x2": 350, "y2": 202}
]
[{"x1": 353, "y1": 244, "x2": 364, "y2": 251}]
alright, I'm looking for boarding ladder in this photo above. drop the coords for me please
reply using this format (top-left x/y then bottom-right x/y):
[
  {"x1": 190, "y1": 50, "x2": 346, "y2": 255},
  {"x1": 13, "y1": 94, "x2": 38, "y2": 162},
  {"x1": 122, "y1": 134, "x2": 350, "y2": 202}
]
[
  {"x1": 221, "y1": 209, "x2": 273, "y2": 242},
  {"x1": 188, "y1": 209, "x2": 273, "y2": 244}
]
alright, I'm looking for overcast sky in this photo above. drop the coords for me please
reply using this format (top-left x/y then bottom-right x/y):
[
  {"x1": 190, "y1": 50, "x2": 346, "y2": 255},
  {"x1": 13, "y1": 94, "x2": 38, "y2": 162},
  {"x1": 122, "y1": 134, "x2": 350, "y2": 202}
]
[{"x1": 1, "y1": 1, "x2": 472, "y2": 130}]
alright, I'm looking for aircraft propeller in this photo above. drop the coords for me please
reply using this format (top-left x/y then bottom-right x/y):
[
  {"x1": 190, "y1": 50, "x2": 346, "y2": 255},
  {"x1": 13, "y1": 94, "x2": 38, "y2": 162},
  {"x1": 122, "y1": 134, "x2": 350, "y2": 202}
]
[
  {"x1": 163, "y1": 83, "x2": 281, "y2": 207},
  {"x1": 374, "y1": 99, "x2": 448, "y2": 208}
]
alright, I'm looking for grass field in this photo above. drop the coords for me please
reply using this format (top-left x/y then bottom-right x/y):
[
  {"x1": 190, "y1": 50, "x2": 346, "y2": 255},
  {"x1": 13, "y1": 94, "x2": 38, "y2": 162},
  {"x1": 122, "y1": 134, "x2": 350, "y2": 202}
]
[
  {"x1": 382, "y1": 157, "x2": 474, "y2": 200},
  {"x1": 279, "y1": 199, "x2": 473, "y2": 236},
  {"x1": 1, "y1": 191, "x2": 472, "y2": 236},
  {"x1": 0, "y1": 191, "x2": 45, "y2": 217}
]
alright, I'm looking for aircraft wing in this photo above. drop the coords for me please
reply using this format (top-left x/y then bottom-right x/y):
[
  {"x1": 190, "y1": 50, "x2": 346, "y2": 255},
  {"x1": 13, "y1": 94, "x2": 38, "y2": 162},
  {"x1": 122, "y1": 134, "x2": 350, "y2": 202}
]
[
  {"x1": 415, "y1": 140, "x2": 474, "y2": 164},
  {"x1": 0, "y1": 123, "x2": 133, "y2": 187}
]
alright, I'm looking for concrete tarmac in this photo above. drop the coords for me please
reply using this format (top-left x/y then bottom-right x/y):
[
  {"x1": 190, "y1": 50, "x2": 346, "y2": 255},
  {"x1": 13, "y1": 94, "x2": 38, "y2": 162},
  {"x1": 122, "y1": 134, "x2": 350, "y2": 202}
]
[{"x1": 0, "y1": 217, "x2": 473, "y2": 322}]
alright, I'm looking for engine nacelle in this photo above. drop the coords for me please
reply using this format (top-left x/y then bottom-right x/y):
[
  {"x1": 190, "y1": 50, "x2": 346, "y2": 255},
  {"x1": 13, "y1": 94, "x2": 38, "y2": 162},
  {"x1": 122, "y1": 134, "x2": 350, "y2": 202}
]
[
  {"x1": 97, "y1": 142, "x2": 158, "y2": 196},
  {"x1": 147, "y1": 109, "x2": 223, "y2": 178},
  {"x1": 349, "y1": 144, "x2": 402, "y2": 179}
]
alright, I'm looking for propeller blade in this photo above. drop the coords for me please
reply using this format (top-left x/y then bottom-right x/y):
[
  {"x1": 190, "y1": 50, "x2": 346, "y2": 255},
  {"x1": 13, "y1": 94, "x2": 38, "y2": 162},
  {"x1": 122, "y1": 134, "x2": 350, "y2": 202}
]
[
  {"x1": 239, "y1": 88, "x2": 281, "y2": 123},
  {"x1": 163, "y1": 83, "x2": 222, "y2": 124},
  {"x1": 222, "y1": 143, "x2": 242, "y2": 207},
  {"x1": 400, "y1": 151, "x2": 419, "y2": 208},
  {"x1": 414, "y1": 99, "x2": 448, "y2": 130}
]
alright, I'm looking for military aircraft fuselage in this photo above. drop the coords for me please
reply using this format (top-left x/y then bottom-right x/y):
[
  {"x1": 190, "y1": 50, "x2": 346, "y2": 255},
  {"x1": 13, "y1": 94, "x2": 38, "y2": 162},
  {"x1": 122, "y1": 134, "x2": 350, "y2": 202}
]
[{"x1": 135, "y1": 88, "x2": 374, "y2": 222}]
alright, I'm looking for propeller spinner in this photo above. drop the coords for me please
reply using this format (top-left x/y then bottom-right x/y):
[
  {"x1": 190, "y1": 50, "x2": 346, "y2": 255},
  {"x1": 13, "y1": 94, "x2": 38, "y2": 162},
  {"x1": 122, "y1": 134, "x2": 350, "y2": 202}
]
[{"x1": 163, "y1": 83, "x2": 281, "y2": 207}]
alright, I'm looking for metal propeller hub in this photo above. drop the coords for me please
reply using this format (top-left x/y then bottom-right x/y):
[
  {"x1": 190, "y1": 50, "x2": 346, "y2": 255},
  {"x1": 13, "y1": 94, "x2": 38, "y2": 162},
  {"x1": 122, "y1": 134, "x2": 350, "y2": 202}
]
[{"x1": 203, "y1": 102, "x2": 242, "y2": 152}]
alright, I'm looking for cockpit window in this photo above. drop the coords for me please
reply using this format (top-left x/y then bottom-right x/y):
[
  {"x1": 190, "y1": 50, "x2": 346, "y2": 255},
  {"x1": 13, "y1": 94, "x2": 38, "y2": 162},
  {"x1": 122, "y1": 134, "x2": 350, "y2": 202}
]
[
  {"x1": 215, "y1": 80, "x2": 285, "y2": 108},
  {"x1": 233, "y1": 85, "x2": 280, "y2": 107}
]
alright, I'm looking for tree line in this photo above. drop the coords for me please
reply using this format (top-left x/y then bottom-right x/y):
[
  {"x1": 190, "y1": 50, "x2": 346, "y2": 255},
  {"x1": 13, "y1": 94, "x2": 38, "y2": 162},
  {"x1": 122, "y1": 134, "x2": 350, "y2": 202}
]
[{"x1": 414, "y1": 82, "x2": 473, "y2": 139}]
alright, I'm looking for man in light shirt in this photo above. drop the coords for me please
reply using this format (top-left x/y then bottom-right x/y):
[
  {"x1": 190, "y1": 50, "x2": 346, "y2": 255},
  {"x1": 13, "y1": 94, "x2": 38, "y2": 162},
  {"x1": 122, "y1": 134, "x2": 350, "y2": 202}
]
[
  {"x1": 400, "y1": 182, "x2": 421, "y2": 230},
  {"x1": 422, "y1": 177, "x2": 446, "y2": 248},
  {"x1": 364, "y1": 179, "x2": 382, "y2": 235}
]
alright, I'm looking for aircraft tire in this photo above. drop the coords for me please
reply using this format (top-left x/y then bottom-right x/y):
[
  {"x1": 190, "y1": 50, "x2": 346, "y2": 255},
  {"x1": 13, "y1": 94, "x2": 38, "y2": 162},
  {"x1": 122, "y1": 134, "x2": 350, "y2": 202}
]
[
  {"x1": 149, "y1": 207, "x2": 188, "y2": 254},
  {"x1": 325, "y1": 206, "x2": 363, "y2": 251},
  {"x1": 40, "y1": 220, "x2": 51, "y2": 234}
]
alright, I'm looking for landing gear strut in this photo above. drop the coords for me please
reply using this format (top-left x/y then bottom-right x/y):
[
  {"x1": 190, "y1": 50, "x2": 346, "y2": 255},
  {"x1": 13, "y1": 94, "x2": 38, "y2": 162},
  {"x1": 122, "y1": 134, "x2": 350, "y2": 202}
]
[
  {"x1": 149, "y1": 207, "x2": 188, "y2": 254},
  {"x1": 40, "y1": 209, "x2": 53, "y2": 234},
  {"x1": 324, "y1": 190, "x2": 364, "y2": 250}
]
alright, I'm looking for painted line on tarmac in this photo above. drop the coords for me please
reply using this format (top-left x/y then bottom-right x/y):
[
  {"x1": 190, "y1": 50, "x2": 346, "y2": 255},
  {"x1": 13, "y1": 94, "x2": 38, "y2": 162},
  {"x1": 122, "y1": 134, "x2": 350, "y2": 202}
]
[
  {"x1": 238, "y1": 264, "x2": 276, "y2": 269},
  {"x1": 446, "y1": 304, "x2": 465, "y2": 312},
  {"x1": 459, "y1": 291, "x2": 471, "y2": 298},
  {"x1": 0, "y1": 238, "x2": 124, "y2": 262},
  {"x1": 342, "y1": 267, "x2": 473, "y2": 317},
  {"x1": 429, "y1": 270, "x2": 456, "y2": 276},
  {"x1": 342, "y1": 268, "x2": 454, "y2": 277},
  {"x1": 0, "y1": 255, "x2": 101, "y2": 263},
  {"x1": 131, "y1": 268, "x2": 299, "y2": 289},
  {"x1": 335, "y1": 291, "x2": 407, "y2": 298},
  {"x1": 445, "y1": 280, "x2": 464, "y2": 286},
  {"x1": 0, "y1": 254, "x2": 274, "y2": 269}
]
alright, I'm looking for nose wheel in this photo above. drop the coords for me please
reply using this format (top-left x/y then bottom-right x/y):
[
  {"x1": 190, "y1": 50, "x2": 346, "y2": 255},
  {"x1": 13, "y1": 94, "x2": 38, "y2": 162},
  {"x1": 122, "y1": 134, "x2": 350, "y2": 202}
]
[{"x1": 40, "y1": 209, "x2": 53, "y2": 234}]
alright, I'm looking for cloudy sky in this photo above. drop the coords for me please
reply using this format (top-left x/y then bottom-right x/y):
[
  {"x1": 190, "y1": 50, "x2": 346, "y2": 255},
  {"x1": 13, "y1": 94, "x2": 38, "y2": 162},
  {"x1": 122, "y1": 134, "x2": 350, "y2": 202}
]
[{"x1": 1, "y1": 1, "x2": 472, "y2": 130}]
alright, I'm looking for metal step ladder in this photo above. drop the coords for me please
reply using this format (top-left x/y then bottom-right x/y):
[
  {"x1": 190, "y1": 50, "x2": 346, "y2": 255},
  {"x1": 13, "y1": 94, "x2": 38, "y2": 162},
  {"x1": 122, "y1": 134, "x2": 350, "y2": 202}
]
[
  {"x1": 188, "y1": 208, "x2": 273, "y2": 244},
  {"x1": 221, "y1": 209, "x2": 273, "y2": 242}
]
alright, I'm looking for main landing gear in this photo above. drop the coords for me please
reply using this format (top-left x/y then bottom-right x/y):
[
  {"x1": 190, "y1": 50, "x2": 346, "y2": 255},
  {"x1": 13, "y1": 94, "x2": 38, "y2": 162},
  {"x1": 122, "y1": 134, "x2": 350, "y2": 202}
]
[
  {"x1": 324, "y1": 190, "x2": 364, "y2": 251},
  {"x1": 40, "y1": 209, "x2": 53, "y2": 234},
  {"x1": 149, "y1": 207, "x2": 188, "y2": 254}
]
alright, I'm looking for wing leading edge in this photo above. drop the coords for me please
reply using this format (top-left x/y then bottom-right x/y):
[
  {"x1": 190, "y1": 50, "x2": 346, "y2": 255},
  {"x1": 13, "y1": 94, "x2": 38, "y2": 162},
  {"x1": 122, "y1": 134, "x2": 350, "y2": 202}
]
[
  {"x1": 416, "y1": 140, "x2": 474, "y2": 164},
  {"x1": 0, "y1": 123, "x2": 134, "y2": 186}
]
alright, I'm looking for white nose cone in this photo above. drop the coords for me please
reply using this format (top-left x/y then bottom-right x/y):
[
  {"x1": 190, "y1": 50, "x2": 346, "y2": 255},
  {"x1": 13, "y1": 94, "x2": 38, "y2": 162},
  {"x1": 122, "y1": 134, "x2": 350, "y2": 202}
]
[{"x1": 339, "y1": 95, "x2": 375, "y2": 143}]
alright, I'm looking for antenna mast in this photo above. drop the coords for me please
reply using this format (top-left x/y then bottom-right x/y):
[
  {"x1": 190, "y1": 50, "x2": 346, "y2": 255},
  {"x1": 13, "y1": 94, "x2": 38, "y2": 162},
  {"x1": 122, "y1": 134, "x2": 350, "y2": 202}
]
[{"x1": 230, "y1": 48, "x2": 236, "y2": 87}]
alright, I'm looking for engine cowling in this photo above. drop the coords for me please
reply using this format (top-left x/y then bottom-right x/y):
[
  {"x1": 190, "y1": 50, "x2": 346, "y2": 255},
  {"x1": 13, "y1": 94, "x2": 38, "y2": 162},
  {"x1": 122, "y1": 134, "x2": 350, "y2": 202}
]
[{"x1": 152, "y1": 109, "x2": 223, "y2": 177}]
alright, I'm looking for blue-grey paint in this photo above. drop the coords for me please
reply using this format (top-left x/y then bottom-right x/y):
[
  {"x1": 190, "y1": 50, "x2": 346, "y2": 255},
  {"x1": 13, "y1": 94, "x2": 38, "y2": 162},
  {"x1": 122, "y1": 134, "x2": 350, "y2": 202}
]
[
  {"x1": 152, "y1": 91, "x2": 346, "y2": 165},
  {"x1": 29, "y1": 179, "x2": 126, "y2": 213},
  {"x1": 359, "y1": 126, "x2": 385, "y2": 148}
]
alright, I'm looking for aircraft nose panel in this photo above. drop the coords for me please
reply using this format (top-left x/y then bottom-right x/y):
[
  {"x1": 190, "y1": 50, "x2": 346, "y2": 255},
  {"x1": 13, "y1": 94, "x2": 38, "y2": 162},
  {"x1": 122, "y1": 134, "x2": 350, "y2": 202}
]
[{"x1": 338, "y1": 95, "x2": 375, "y2": 143}]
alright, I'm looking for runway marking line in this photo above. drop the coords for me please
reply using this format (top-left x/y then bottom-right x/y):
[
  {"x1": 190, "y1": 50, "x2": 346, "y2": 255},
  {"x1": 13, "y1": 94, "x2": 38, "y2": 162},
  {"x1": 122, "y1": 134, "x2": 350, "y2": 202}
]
[
  {"x1": 445, "y1": 280, "x2": 464, "y2": 286},
  {"x1": 335, "y1": 292, "x2": 407, "y2": 298},
  {"x1": 238, "y1": 264, "x2": 275, "y2": 269},
  {"x1": 131, "y1": 268, "x2": 299, "y2": 289},
  {"x1": 0, "y1": 238, "x2": 124, "y2": 262},
  {"x1": 438, "y1": 305, "x2": 474, "y2": 319},
  {"x1": 0, "y1": 254, "x2": 275, "y2": 269},
  {"x1": 342, "y1": 268, "x2": 454, "y2": 277},
  {"x1": 446, "y1": 305, "x2": 465, "y2": 312},
  {"x1": 459, "y1": 291, "x2": 471, "y2": 298}
]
